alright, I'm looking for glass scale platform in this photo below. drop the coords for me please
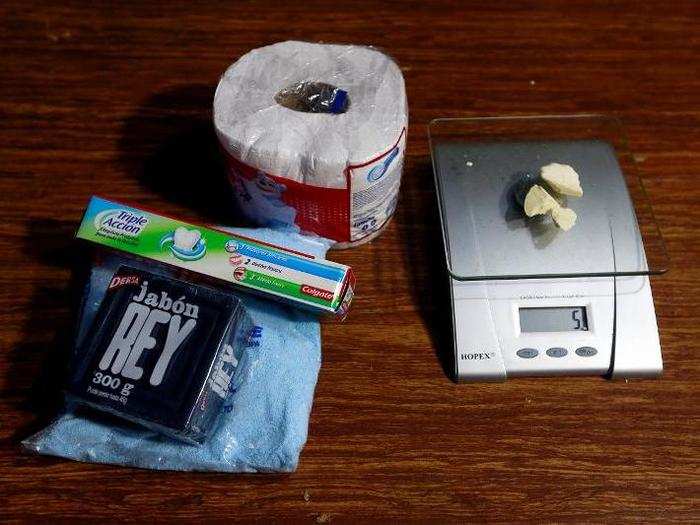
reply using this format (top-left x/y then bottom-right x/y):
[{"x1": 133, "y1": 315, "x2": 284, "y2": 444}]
[{"x1": 429, "y1": 115, "x2": 667, "y2": 281}]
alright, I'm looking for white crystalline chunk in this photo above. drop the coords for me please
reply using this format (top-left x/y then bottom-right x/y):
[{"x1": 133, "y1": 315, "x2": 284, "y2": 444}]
[
  {"x1": 541, "y1": 163, "x2": 583, "y2": 197},
  {"x1": 551, "y1": 206, "x2": 578, "y2": 231},
  {"x1": 523, "y1": 184, "x2": 560, "y2": 217},
  {"x1": 523, "y1": 184, "x2": 578, "y2": 231},
  {"x1": 173, "y1": 227, "x2": 201, "y2": 251}
]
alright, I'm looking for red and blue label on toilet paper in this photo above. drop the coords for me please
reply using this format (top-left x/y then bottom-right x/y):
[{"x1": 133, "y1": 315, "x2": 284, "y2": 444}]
[{"x1": 225, "y1": 129, "x2": 406, "y2": 245}]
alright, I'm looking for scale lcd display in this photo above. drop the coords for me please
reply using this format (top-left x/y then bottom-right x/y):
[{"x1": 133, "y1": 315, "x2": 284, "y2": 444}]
[{"x1": 519, "y1": 306, "x2": 588, "y2": 333}]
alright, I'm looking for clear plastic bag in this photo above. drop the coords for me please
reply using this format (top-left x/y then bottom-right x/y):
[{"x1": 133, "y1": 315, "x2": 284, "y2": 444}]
[{"x1": 275, "y1": 81, "x2": 350, "y2": 114}]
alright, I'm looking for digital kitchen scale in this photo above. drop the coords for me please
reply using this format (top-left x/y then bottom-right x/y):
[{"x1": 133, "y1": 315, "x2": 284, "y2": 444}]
[{"x1": 429, "y1": 116, "x2": 668, "y2": 381}]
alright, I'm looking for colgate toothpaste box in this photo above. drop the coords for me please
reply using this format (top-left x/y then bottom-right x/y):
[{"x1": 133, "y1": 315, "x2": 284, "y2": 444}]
[{"x1": 76, "y1": 197, "x2": 355, "y2": 318}]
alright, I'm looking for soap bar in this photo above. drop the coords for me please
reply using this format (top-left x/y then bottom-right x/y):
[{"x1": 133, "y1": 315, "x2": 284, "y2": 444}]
[
  {"x1": 541, "y1": 163, "x2": 583, "y2": 197},
  {"x1": 68, "y1": 266, "x2": 252, "y2": 445}
]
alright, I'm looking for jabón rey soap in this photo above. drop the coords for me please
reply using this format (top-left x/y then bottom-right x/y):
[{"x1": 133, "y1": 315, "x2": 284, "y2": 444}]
[{"x1": 68, "y1": 266, "x2": 253, "y2": 444}]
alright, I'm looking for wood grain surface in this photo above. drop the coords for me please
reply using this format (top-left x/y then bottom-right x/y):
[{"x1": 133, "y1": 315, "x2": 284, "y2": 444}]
[{"x1": 1, "y1": 1, "x2": 699, "y2": 522}]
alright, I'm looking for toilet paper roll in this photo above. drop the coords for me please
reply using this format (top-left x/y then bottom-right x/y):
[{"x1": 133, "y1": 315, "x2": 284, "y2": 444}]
[{"x1": 214, "y1": 41, "x2": 408, "y2": 248}]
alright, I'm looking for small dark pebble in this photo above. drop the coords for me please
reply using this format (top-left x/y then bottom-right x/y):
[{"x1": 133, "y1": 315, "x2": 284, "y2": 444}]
[{"x1": 513, "y1": 171, "x2": 540, "y2": 207}]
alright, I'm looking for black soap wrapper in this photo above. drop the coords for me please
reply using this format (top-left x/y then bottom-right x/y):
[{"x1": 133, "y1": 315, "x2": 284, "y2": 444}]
[{"x1": 67, "y1": 265, "x2": 253, "y2": 445}]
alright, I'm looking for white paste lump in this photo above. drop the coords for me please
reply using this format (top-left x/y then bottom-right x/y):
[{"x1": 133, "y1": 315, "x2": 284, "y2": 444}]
[
  {"x1": 551, "y1": 206, "x2": 578, "y2": 231},
  {"x1": 541, "y1": 163, "x2": 583, "y2": 197},
  {"x1": 519, "y1": 163, "x2": 583, "y2": 231},
  {"x1": 523, "y1": 184, "x2": 560, "y2": 217}
]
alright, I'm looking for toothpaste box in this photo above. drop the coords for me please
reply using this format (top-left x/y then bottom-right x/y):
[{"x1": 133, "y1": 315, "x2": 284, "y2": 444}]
[{"x1": 76, "y1": 197, "x2": 355, "y2": 318}]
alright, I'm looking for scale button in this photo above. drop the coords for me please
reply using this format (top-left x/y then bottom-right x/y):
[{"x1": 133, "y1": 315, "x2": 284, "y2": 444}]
[
  {"x1": 516, "y1": 348, "x2": 539, "y2": 359},
  {"x1": 546, "y1": 347, "x2": 568, "y2": 358},
  {"x1": 576, "y1": 346, "x2": 598, "y2": 357}
]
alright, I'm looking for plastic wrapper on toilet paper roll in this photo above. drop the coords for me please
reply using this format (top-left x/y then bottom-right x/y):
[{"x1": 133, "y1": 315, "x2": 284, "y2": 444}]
[{"x1": 214, "y1": 41, "x2": 408, "y2": 248}]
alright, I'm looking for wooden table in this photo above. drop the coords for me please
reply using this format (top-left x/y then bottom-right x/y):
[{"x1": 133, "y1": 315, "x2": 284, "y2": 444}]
[{"x1": 2, "y1": 1, "x2": 698, "y2": 522}]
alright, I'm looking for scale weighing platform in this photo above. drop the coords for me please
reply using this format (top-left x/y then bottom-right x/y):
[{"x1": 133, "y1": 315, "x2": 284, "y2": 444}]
[{"x1": 429, "y1": 116, "x2": 668, "y2": 381}]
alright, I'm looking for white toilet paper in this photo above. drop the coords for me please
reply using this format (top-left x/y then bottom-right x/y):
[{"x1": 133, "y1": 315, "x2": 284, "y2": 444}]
[{"x1": 214, "y1": 41, "x2": 408, "y2": 247}]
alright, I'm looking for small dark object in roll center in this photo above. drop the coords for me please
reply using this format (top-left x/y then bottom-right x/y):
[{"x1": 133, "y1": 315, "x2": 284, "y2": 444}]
[{"x1": 275, "y1": 81, "x2": 350, "y2": 114}]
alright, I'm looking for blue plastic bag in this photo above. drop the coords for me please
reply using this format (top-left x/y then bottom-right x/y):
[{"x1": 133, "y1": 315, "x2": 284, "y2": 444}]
[{"x1": 23, "y1": 228, "x2": 330, "y2": 472}]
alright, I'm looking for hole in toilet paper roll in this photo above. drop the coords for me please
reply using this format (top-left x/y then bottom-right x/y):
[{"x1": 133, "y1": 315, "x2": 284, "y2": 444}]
[{"x1": 274, "y1": 81, "x2": 349, "y2": 114}]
